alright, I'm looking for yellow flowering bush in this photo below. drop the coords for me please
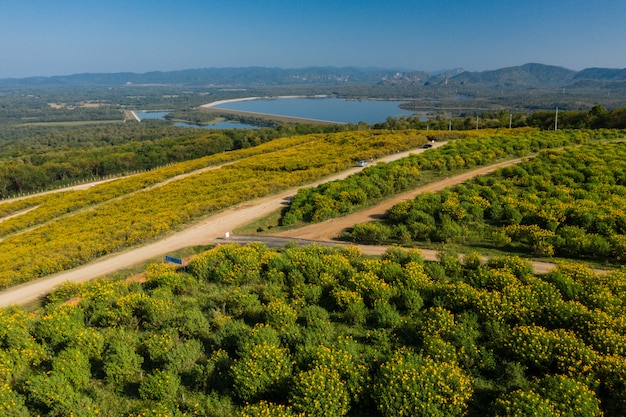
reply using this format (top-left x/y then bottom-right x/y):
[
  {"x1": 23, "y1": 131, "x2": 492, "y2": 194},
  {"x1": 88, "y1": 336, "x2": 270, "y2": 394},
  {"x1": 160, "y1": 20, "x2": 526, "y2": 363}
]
[
  {"x1": 231, "y1": 342, "x2": 292, "y2": 402},
  {"x1": 290, "y1": 366, "x2": 350, "y2": 417},
  {"x1": 373, "y1": 350, "x2": 472, "y2": 417}
]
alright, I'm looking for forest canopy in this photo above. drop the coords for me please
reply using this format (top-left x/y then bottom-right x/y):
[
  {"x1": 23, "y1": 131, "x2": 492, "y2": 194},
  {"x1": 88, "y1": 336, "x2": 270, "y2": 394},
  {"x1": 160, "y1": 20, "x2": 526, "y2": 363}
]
[{"x1": 0, "y1": 243, "x2": 622, "y2": 416}]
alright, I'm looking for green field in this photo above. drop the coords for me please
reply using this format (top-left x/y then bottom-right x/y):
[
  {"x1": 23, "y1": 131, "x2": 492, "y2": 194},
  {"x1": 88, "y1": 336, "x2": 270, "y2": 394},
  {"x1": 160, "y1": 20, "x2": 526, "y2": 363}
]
[
  {"x1": 0, "y1": 129, "x2": 428, "y2": 288},
  {"x1": 2, "y1": 93, "x2": 626, "y2": 415}
]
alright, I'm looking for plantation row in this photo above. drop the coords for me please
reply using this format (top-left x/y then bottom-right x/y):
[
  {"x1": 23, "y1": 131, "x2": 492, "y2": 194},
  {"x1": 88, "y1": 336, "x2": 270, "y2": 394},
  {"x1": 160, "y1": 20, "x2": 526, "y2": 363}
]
[
  {"x1": 0, "y1": 130, "x2": 426, "y2": 287},
  {"x1": 0, "y1": 120, "x2": 352, "y2": 199},
  {"x1": 0, "y1": 243, "x2": 623, "y2": 416},
  {"x1": 347, "y1": 141, "x2": 626, "y2": 264},
  {"x1": 280, "y1": 129, "x2": 625, "y2": 226},
  {"x1": 0, "y1": 133, "x2": 318, "y2": 237}
]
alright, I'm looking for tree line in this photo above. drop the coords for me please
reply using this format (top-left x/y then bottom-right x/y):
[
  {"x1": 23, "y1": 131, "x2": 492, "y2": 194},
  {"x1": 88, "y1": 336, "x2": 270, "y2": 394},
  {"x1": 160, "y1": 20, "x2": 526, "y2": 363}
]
[
  {"x1": 0, "y1": 121, "x2": 349, "y2": 199},
  {"x1": 374, "y1": 105, "x2": 626, "y2": 131}
]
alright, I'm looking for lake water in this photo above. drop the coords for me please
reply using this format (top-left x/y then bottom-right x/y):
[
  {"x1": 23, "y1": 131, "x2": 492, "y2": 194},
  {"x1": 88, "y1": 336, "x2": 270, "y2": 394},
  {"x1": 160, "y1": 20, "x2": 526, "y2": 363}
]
[
  {"x1": 134, "y1": 111, "x2": 258, "y2": 129},
  {"x1": 135, "y1": 97, "x2": 416, "y2": 129},
  {"x1": 212, "y1": 97, "x2": 414, "y2": 124}
]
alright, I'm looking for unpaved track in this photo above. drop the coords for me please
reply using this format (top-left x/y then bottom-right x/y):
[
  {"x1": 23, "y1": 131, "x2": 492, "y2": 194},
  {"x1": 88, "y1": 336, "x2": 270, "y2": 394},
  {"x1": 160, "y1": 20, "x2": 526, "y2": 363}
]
[
  {"x1": 273, "y1": 158, "x2": 526, "y2": 241},
  {"x1": 271, "y1": 157, "x2": 572, "y2": 274},
  {"x1": 0, "y1": 143, "x2": 587, "y2": 307},
  {"x1": 0, "y1": 143, "x2": 445, "y2": 307}
]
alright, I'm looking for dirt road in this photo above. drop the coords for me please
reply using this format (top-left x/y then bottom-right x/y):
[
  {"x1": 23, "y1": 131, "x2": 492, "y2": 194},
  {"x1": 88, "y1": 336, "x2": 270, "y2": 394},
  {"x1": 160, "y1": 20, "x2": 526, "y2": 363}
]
[
  {"x1": 273, "y1": 158, "x2": 526, "y2": 241},
  {"x1": 0, "y1": 143, "x2": 586, "y2": 308},
  {"x1": 0, "y1": 143, "x2": 444, "y2": 307},
  {"x1": 270, "y1": 157, "x2": 575, "y2": 275}
]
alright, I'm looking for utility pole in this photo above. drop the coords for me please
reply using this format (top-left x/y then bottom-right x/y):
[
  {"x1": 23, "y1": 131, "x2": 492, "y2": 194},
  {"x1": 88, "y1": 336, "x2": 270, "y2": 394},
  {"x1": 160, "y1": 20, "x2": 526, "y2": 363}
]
[
  {"x1": 509, "y1": 113, "x2": 512, "y2": 129},
  {"x1": 555, "y1": 107, "x2": 558, "y2": 131}
]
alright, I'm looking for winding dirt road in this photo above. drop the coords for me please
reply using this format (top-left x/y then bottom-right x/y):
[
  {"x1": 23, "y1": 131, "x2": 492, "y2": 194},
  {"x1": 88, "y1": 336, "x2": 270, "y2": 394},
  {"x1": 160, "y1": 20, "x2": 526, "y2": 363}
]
[{"x1": 255, "y1": 157, "x2": 563, "y2": 274}]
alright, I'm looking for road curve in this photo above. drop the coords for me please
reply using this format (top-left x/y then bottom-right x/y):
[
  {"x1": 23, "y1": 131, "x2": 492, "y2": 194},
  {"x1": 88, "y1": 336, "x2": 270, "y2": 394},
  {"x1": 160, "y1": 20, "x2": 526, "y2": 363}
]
[{"x1": 272, "y1": 158, "x2": 528, "y2": 241}]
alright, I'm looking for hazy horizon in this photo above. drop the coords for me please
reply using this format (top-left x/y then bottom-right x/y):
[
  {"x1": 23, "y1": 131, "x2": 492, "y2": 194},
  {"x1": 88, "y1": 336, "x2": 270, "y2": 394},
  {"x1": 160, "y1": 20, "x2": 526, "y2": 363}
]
[
  {"x1": 0, "y1": 62, "x2": 616, "y2": 81},
  {"x1": 2, "y1": 0, "x2": 625, "y2": 79}
]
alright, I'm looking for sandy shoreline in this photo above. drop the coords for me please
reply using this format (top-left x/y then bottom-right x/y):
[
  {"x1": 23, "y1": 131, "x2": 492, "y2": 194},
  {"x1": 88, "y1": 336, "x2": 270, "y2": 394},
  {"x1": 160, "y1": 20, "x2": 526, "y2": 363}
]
[
  {"x1": 199, "y1": 95, "x2": 344, "y2": 125},
  {"x1": 199, "y1": 95, "x2": 330, "y2": 109}
]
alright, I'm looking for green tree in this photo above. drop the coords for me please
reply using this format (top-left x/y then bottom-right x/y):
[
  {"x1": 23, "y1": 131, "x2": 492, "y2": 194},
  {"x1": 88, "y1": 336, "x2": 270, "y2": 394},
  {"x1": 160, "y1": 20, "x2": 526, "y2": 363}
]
[
  {"x1": 25, "y1": 373, "x2": 97, "y2": 417},
  {"x1": 536, "y1": 375, "x2": 602, "y2": 417},
  {"x1": 51, "y1": 347, "x2": 91, "y2": 390},
  {"x1": 0, "y1": 383, "x2": 29, "y2": 417},
  {"x1": 231, "y1": 341, "x2": 293, "y2": 402},
  {"x1": 373, "y1": 350, "x2": 472, "y2": 417},
  {"x1": 138, "y1": 369, "x2": 181, "y2": 404},
  {"x1": 102, "y1": 334, "x2": 144, "y2": 388},
  {"x1": 290, "y1": 366, "x2": 350, "y2": 417},
  {"x1": 493, "y1": 389, "x2": 555, "y2": 417}
]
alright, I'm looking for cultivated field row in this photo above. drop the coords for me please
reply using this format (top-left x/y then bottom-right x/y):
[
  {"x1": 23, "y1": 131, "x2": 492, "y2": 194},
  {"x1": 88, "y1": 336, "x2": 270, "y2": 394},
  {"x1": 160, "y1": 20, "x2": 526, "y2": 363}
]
[{"x1": 0, "y1": 130, "x2": 428, "y2": 288}]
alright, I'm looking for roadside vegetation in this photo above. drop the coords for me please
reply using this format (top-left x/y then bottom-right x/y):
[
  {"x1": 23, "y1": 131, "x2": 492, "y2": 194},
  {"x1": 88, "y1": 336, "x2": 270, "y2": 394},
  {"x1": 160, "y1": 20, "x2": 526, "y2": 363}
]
[
  {"x1": 279, "y1": 129, "x2": 623, "y2": 227},
  {"x1": 0, "y1": 121, "x2": 350, "y2": 199},
  {"x1": 0, "y1": 130, "x2": 426, "y2": 288},
  {"x1": 343, "y1": 141, "x2": 626, "y2": 266},
  {"x1": 0, "y1": 243, "x2": 623, "y2": 416},
  {"x1": 3, "y1": 91, "x2": 626, "y2": 201},
  {"x1": 2, "y1": 81, "x2": 626, "y2": 416}
]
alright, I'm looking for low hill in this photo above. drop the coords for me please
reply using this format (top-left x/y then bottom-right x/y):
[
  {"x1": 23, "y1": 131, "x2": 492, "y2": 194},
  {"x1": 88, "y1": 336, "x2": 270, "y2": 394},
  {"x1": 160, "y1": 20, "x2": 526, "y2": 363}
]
[
  {"x1": 451, "y1": 63, "x2": 577, "y2": 87},
  {"x1": 0, "y1": 67, "x2": 405, "y2": 88},
  {"x1": 574, "y1": 67, "x2": 626, "y2": 81},
  {"x1": 1, "y1": 64, "x2": 625, "y2": 90}
]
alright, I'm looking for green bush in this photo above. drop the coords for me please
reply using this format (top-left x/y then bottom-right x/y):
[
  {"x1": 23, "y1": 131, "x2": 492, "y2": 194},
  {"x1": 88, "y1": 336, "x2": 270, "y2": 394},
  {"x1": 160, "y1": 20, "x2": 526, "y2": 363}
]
[
  {"x1": 231, "y1": 342, "x2": 293, "y2": 402},
  {"x1": 373, "y1": 350, "x2": 472, "y2": 417},
  {"x1": 290, "y1": 366, "x2": 350, "y2": 417}
]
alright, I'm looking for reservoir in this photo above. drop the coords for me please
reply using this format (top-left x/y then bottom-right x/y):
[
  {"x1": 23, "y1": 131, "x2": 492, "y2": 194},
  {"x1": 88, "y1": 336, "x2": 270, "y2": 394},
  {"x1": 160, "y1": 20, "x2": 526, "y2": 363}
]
[
  {"x1": 211, "y1": 97, "x2": 414, "y2": 124},
  {"x1": 134, "y1": 111, "x2": 258, "y2": 129},
  {"x1": 136, "y1": 97, "x2": 416, "y2": 129}
]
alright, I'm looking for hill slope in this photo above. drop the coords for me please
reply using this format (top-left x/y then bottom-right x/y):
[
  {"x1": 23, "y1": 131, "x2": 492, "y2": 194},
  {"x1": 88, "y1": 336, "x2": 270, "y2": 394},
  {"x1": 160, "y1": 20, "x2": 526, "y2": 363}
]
[{"x1": 1, "y1": 64, "x2": 625, "y2": 89}]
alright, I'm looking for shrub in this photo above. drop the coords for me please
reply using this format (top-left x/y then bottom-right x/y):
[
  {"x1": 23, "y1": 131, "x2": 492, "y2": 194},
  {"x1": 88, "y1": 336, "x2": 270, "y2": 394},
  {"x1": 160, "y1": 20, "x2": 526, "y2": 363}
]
[
  {"x1": 231, "y1": 342, "x2": 293, "y2": 402},
  {"x1": 290, "y1": 367, "x2": 350, "y2": 417},
  {"x1": 138, "y1": 369, "x2": 181, "y2": 403},
  {"x1": 373, "y1": 350, "x2": 472, "y2": 417}
]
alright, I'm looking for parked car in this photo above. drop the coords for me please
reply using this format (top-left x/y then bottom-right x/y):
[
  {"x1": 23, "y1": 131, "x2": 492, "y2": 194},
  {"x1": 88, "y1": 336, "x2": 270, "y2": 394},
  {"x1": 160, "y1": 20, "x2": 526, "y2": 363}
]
[{"x1": 422, "y1": 143, "x2": 433, "y2": 149}]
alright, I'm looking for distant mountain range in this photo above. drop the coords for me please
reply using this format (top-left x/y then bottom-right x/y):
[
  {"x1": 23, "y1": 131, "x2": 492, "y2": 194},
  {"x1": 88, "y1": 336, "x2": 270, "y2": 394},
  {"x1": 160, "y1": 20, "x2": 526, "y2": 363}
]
[
  {"x1": 449, "y1": 63, "x2": 626, "y2": 88},
  {"x1": 1, "y1": 63, "x2": 625, "y2": 89}
]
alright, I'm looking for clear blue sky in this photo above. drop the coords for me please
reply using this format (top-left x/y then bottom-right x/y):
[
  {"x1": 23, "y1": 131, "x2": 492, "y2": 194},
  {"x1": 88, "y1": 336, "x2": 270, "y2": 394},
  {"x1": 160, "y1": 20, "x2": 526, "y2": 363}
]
[{"x1": 2, "y1": 0, "x2": 625, "y2": 78}]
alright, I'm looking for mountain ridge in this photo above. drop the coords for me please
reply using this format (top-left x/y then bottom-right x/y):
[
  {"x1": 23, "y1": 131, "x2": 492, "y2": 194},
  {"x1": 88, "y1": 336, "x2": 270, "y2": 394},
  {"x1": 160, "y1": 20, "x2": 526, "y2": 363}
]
[{"x1": 1, "y1": 63, "x2": 625, "y2": 89}]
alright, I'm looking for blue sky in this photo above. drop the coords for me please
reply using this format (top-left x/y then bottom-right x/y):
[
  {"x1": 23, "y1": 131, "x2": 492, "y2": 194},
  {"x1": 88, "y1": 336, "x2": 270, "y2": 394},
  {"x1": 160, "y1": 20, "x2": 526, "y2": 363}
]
[{"x1": 1, "y1": 0, "x2": 625, "y2": 78}]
